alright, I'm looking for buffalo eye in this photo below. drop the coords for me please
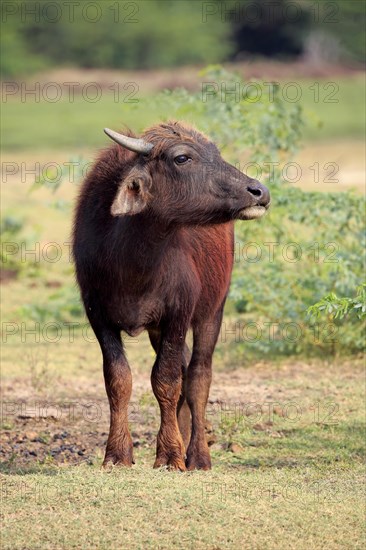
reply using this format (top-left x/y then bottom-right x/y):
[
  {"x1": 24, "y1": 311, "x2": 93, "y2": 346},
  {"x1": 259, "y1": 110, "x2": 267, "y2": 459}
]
[{"x1": 174, "y1": 155, "x2": 191, "y2": 165}]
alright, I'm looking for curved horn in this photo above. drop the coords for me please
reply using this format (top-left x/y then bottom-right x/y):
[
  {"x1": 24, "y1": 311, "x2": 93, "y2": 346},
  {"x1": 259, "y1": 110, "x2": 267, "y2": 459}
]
[{"x1": 104, "y1": 128, "x2": 153, "y2": 155}]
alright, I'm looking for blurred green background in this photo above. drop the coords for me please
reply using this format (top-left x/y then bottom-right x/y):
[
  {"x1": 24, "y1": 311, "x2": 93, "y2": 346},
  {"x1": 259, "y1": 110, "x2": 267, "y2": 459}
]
[{"x1": 1, "y1": 0, "x2": 365, "y2": 77}]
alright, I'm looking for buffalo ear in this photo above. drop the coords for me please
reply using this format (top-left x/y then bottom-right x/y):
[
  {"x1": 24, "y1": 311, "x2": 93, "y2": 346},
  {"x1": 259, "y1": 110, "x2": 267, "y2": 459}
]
[{"x1": 111, "y1": 176, "x2": 151, "y2": 216}]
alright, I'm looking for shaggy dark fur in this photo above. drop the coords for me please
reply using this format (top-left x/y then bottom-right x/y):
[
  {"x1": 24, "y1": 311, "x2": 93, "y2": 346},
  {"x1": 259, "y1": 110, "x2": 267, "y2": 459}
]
[{"x1": 72, "y1": 121, "x2": 270, "y2": 470}]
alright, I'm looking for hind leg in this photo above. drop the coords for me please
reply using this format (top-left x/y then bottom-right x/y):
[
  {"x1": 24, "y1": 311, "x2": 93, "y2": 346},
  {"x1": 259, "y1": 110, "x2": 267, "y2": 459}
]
[
  {"x1": 149, "y1": 329, "x2": 191, "y2": 450},
  {"x1": 94, "y1": 325, "x2": 133, "y2": 467}
]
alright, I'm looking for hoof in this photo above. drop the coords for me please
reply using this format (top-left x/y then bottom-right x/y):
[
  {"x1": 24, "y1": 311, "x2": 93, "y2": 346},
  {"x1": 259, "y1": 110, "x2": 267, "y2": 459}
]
[
  {"x1": 102, "y1": 454, "x2": 134, "y2": 468},
  {"x1": 153, "y1": 455, "x2": 186, "y2": 471},
  {"x1": 186, "y1": 448, "x2": 211, "y2": 471},
  {"x1": 186, "y1": 458, "x2": 211, "y2": 471}
]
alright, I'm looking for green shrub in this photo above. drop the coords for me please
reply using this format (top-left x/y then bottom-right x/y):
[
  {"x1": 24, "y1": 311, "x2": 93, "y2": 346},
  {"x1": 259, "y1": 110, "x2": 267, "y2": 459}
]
[
  {"x1": 0, "y1": 215, "x2": 41, "y2": 278},
  {"x1": 19, "y1": 286, "x2": 83, "y2": 324},
  {"x1": 231, "y1": 186, "x2": 365, "y2": 357}
]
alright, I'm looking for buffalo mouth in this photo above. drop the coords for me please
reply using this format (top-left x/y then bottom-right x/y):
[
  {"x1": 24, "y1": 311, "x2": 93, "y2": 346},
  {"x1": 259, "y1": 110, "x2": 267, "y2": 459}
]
[{"x1": 237, "y1": 205, "x2": 269, "y2": 220}]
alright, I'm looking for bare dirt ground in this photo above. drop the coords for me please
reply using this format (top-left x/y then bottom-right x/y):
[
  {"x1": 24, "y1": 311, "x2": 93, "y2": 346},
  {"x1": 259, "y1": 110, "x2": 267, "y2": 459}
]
[{"x1": 1, "y1": 357, "x2": 363, "y2": 469}]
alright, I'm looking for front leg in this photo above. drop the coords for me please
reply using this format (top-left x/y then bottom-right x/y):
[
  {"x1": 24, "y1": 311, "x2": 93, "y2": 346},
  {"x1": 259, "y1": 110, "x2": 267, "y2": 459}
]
[
  {"x1": 151, "y1": 329, "x2": 187, "y2": 471},
  {"x1": 148, "y1": 329, "x2": 191, "y2": 451},
  {"x1": 186, "y1": 307, "x2": 224, "y2": 470}
]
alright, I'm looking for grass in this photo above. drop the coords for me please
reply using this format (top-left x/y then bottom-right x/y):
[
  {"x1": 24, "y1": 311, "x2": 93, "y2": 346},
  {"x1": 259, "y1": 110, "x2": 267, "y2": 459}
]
[
  {"x1": 2, "y1": 464, "x2": 365, "y2": 549},
  {"x1": 297, "y1": 75, "x2": 365, "y2": 141},
  {"x1": 1, "y1": 76, "x2": 365, "y2": 151},
  {"x1": 1, "y1": 336, "x2": 365, "y2": 549}
]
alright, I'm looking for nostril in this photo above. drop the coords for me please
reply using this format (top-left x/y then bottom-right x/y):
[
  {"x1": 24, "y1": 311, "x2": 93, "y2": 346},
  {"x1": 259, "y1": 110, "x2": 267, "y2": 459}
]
[{"x1": 247, "y1": 186, "x2": 262, "y2": 197}]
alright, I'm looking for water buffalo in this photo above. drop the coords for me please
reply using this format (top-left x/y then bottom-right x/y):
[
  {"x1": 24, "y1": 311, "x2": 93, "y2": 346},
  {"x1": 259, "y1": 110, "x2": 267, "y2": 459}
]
[{"x1": 72, "y1": 121, "x2": 270, "y2": 470}]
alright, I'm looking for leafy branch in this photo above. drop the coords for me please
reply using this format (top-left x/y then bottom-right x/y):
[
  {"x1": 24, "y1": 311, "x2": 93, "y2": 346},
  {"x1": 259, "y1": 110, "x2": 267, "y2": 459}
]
[{"x1": 307, "y1": 284, "x2": 366, "y2": 321}]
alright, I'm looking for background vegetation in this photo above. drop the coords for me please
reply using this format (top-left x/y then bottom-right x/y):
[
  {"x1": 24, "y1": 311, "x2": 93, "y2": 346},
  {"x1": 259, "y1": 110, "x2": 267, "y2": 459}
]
[
  {"x1": 3, "y1": 66, "x2": 364, "y2": 360},
  {"x1": 1, "y1": 0, "x2": 365, "y2": 78}
]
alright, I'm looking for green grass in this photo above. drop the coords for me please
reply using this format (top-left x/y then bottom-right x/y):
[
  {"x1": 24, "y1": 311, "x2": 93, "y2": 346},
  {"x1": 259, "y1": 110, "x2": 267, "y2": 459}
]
[
  {"x1": 1, "y1": 76, "x2": 365, "y2": 151},
  {"x1": 298, "y1": 75, "x2": 365, "y2": 141},
  {"x1": 1, "y1": 464, "x2": 365, "y2": 549},
  {"x1": 1, "y1": 93, "x2": 155, "y2": 152},
  {"x1": 1, "y1": 337, "x2": 365, "y2": 549}
]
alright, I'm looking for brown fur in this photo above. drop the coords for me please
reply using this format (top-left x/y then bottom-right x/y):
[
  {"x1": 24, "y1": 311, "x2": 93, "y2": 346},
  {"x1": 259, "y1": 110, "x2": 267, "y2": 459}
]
[{"x1": 72, "y1": 121, "x2": 270, "y2": 470}]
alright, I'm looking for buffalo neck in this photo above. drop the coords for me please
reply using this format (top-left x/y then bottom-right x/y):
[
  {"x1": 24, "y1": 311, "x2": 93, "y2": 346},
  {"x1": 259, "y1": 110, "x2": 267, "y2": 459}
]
[{"x1": 111, "y1": 213, "x2": 176, "y2": 276}]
